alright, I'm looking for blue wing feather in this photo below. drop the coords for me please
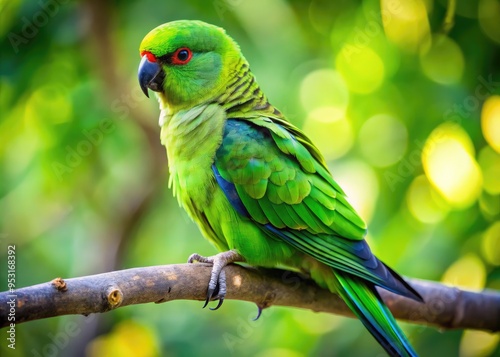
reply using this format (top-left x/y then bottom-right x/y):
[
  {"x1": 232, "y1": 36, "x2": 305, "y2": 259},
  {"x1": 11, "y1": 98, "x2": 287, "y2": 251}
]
[{"x1": 212, "y1": 164, "x2": 249, "y2": 217}]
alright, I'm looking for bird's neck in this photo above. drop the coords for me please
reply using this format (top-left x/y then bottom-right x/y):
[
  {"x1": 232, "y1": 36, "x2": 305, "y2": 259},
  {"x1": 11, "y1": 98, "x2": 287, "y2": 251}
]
[
  {"x1": 157, "y1": 58, "x2": 284, "y2": 122},
  {"x1": 217, "y1": 58, "x2": 284, "y2": 120}
]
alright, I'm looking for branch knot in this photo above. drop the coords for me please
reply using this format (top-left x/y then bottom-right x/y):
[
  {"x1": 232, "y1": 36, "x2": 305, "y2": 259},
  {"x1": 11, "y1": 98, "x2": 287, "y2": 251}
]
[{"x1": 105, "y1": 286, "x2": 123, "y2": 309}]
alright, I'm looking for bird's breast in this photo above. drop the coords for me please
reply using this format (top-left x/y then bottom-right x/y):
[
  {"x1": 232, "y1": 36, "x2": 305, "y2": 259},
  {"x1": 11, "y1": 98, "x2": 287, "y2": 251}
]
[{"x1": 160, "y1": 104, "x2": 226, "y2": 215}]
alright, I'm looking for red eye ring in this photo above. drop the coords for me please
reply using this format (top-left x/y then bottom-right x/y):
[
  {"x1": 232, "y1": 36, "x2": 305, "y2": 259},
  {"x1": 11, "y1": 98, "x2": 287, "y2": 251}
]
[{"x1": 171, "y1": 47, "x2": 193, "y2": 65}]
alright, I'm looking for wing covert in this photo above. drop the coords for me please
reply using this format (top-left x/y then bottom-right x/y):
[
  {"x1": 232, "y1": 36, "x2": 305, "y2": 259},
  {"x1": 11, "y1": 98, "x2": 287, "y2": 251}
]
[{"x1": 214, "y1": 118, "x2": 366, "y2": 239}]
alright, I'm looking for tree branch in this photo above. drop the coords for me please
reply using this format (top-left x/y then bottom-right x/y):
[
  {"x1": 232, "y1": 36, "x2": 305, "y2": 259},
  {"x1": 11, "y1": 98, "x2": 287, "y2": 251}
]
[{"x1": 1, "y1": 264, "x2": 498, "y2": 331}]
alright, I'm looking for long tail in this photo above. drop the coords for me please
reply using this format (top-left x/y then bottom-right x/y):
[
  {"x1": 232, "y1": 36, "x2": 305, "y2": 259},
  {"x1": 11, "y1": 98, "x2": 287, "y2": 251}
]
[{"x1": 333, "y1": 270, "x2": 418, "y2": 357}]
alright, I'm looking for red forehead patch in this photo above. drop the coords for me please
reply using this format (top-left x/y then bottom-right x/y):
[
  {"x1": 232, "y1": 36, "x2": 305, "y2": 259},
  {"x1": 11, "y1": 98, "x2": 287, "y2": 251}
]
[{"x1": 140, "y1": 51, "x2": 157, "y2": 62}]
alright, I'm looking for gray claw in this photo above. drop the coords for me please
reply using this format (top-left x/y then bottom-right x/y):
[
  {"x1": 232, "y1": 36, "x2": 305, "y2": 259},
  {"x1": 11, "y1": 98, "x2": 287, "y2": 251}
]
[
  {"x1": 187, "y1": 250, "x2": 243, "y2": 311},
  {"x1": 253, "y1": 305, "x2": 263, "y2": 321}
]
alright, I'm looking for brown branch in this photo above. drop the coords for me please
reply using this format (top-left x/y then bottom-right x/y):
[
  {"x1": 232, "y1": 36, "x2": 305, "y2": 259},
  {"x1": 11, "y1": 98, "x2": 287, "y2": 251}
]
[{"x1": 1, "y1": 264, "x2": 499, "y2": 331}]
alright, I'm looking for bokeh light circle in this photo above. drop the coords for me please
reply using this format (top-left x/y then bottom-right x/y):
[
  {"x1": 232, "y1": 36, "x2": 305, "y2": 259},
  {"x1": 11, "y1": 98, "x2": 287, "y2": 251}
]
[
  {"x1": 420, "y1": 35, "x2": 465, "y2": 85},
  {"x1": 358, "y1": 114, "x2": 408, "y2": 167},
  {"x1": 299, "y1": 69, "x2": 349, "y2": 113}
]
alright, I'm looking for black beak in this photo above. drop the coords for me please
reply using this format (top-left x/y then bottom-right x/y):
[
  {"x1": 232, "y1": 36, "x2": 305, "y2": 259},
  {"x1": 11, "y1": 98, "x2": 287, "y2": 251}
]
[{"x1": 138, "y1": 55, "x2": 165, "y2": 98}]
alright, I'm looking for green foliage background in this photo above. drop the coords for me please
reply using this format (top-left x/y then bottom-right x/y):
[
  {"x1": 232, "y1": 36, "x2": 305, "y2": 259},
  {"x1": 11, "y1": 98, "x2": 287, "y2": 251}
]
[{"x1": 1, "y1": 0, "x2": 499, "y2": 356}]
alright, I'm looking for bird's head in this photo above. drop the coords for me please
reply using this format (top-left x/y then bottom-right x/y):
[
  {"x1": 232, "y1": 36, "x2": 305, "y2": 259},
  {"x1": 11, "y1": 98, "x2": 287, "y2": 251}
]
[{"x1": 138, "y1": 20, "x2": 242, "y2": 111}]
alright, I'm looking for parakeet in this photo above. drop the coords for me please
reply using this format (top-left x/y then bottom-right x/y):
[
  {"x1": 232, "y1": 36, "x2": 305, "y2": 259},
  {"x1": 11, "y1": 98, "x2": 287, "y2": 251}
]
[{"x1": 138, "y1": 20, "x2": 423, "y2": 357}]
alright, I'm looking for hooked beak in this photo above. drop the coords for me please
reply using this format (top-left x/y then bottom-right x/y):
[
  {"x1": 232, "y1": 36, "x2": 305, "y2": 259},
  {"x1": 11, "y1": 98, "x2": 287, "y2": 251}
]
[{"x1": 138, "y1": 55, "x2": 165, "y2": 97}]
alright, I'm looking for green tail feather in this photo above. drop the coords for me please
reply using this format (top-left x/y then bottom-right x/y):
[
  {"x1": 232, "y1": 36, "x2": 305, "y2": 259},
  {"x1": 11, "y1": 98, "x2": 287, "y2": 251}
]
[{"x1": 334, "y1": 270, "x2": 418, "y2": 357}]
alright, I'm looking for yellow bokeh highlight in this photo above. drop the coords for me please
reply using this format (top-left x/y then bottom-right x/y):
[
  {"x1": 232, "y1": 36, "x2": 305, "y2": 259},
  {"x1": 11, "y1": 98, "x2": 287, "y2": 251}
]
[
  {"x1": 460, "y1": 330, "x2": 500, "y2": 357},
  {"x1": 441, "y1": 254, "x2": 486, "y2": 290},
  {"x1": 479, "y1": 0, "x2": 500, "y2": 44},
  {"x1": 358, "y1": 114, "x2": 408, "y2": 167},
  {"x1": 420, "y1": 35, "x2": 465, "y2": 85},
  {"x1": 336, "y1": 45, "x2": 385, "y2": 94},
  {"x1": 481, "y1": 95, "x2": 500, "y2": 153},
  {"x1": 406, "y1": 175, "x2": 449, "y2": 224},
  {"x1": 478, "y1": 146, "x2": 500, "y2": 195},
  {"x1": 86, "y1": 320, "x2": 160, "y2": 357},
  {"x1": 423, "y1": 123, "x2": 482, "y2": 208},
  {"x1": 381, "y1": 0, "x2": 431, "y2": 53},
  {"x1": 329, "y1": 160, "x2": 378, "y2": 224},
  {"x1": 303, "y1": 107, "x2": 353, "y2": 161},
  {"x1": 481, "y1": 221, "x2": 500, "y2": 266},
  {"x1": 299, "y1": 69, "x2": 349, "y2": 113}
]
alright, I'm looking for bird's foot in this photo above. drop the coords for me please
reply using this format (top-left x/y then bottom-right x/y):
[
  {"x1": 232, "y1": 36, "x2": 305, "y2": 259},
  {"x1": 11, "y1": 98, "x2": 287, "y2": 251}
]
[{"x1": 187, "y1": 250, "x2": 243, "y2": 310}]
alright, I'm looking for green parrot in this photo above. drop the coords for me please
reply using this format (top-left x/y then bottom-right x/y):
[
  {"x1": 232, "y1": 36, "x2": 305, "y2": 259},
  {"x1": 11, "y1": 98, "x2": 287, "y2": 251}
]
[{"x1": 138, "y1": 20, "x2": 423, "y2": 357}]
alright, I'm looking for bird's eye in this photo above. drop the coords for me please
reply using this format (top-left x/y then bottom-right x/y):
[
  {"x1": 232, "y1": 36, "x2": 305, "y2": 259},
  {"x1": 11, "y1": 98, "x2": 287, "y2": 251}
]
[{"x1": 171, "y1": 47, "x2": 193, "y2": 65}]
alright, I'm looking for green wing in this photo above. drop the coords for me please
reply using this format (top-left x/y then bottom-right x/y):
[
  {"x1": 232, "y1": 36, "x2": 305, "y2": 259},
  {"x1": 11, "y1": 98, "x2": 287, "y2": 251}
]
[
  {"x1": 213, "y1": 117, "x2": 420, "y2": 300},
  {"x1": 215, "y1": 117, "x2": 366, "y2": 238}
]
